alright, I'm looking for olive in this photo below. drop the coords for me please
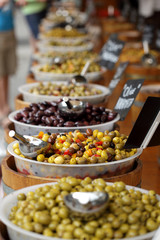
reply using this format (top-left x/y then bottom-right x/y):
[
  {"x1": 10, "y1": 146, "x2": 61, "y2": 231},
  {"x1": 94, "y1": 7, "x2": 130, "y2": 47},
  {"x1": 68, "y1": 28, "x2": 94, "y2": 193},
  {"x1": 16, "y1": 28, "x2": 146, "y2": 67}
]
[
  {"x1": 50, "y1": 115, "x2": 56, "y2": 121},
  {"x1": 53, "y1": 120, "x2": 59, "y2": 126},
  {"x1": 83, "y1": 121, "x2": 89, "y2": 126},
  {"x1": 101, "y1": 115, "x2": 107, "y2": 122},
  {"x1": 41, "y1": 116, "x2": 46, "y2": 123},
  {"x1": 21, "y1": 111, "x2": 29, "y2": 118},
  {"x1": 14, "y1": 112, "x2": 22, "y2": 121},
  {"x1": 32, "y1": 106, "x2": 39, "y2": 112},
  {"x1": 76, "y1": 151, "x2": 83, "y2": 157},
  {"x1": 39, "y1": 104, "x2": 46, "y2": 111},
  {"x1": 76, "y1": 157, "x2": 87, "y2": 164},
  {"x1": 75, "y1": 121, "x2": 85, "y2": 127},
  {"x1": 35, "y1": 110, "x2": 44, "y2": 117},
  {"x1": 44, "y1": 109, "x2": 52, "y2": 116},
  {"x1": 90, "y1": 120, "x2": 97, "y2": 125},
  {"x1": 45, "y1": 117, "x2": 52, "y2": 126},
  {"x1": 86, "y1": 129, "x2": 93, "y2": 136},
  {"x1": 26, "y1": 117, "x2": 34, "y2": 124},
  {"x1": 86, "y1": 109, "x2": 91, "y2": 114},
  {"x1": 91, "y1": 111, "x2": 98, "y2": 116},
  {"x1": 64, "y1": 121, "x2": 75, "y2": 127},
  {"x1": 48, "y1": 136, "x2": 55, "y2": 144},
  {"x1": 9, "y1": 176, "x2": 160, "y2": 239}
]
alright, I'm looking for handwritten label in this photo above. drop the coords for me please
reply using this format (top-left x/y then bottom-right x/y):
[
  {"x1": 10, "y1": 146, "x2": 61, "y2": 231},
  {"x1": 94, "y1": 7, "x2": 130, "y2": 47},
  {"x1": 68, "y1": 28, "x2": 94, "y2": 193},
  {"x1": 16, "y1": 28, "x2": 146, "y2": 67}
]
[
  {"x1": 124, "y1": 97, "x2": 160, "y2": 149},
  {"x1": 113, "y1": 79, "x2": 144, "y2": 120},
  {"x1": 100, "y1": 36, "x2": 125, "y2": 70},
  {"x1": 142, "y1": 25, "x2": 154, "y2": 44},
  {"x1": 108, "y1": 62, "x2": 129, "y2": 93}
]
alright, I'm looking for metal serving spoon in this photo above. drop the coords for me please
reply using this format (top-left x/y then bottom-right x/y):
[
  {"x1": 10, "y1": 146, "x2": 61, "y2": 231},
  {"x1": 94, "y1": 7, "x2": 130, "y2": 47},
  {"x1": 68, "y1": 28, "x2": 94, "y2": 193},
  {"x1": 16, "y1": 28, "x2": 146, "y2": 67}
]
[
  {"x1": 71, "y1": 60, "x2": 92, "y2": 83},
  {"x1": 9, "y1": 130, "x2": 49, "y2": 158},
  {"x1": 58, "y1": 97, "x2": 85, "y2": 118},
  {"x1": 141, "y1": 41, "x2": 157, "y2": 66},
  {"x1": 64, "y1": 192, "x2": 109, "y2": 220}
]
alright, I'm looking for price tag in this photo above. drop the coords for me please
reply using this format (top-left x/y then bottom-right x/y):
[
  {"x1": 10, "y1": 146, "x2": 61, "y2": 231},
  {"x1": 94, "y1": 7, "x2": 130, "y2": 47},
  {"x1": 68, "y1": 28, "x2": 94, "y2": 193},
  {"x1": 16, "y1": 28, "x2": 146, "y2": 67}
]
[
  {"x1": 108, "y1": 61, "x2": 129, "y2": 93},
  {"x1": 100, "y1": 35, "x2": 125, "y2": 70},
  {"x1": 124, "y1": 97, "x2": 160, "y2": 149},
  {"x1": 142, "y1": 25, "x2": 154, "y2": 44},
  {"x1": 113, "y1": 79, "x2": 144, "y2": 121}
]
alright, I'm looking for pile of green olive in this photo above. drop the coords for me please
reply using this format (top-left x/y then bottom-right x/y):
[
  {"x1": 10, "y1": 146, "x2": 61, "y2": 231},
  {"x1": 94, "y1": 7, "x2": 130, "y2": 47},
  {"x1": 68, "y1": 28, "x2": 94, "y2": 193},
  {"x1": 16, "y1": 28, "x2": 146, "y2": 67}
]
[
  {"x1": 12, "y1": 129, "x2": 136, "y2": 164},
  {"x1": 48, "y1": 40, "x2": 87, "y2": 47},
  {"x1": 43, "y1": 28, "x2": 86, "y2": 38},
  {"x1": 39, "y1": 58, "x2": 100, "y2": 74},
  {"x1": 29, "y1": 82, "x2": 103, "y2": 97},
  {"x1": 37, "y1": 51, "x2": 98, "y2": 60},
  {"x1": 9, "y1": 177, "x2": 160, "y2": 239}
]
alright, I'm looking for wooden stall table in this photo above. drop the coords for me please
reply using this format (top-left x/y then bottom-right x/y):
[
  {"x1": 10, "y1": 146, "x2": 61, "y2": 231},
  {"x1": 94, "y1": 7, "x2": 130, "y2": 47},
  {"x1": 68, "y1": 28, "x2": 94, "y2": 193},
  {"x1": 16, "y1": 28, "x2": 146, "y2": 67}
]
[
  {"x1": 26, "y1": 73, "x2": 37, "y2": 84},
  {"x1": 15, "y1": 94, "x2": 30, "y2": 110},
  {"x1": 1, "y1": 155, "x2": 142, "y2": 196}
]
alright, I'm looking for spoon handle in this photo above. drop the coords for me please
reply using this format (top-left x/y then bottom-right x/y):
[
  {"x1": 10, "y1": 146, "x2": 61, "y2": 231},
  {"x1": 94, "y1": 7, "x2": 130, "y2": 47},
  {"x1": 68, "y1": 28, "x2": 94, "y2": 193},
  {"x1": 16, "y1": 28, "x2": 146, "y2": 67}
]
[
  {"x1": 143, "y1": 41, "x2": 149, "y2": 54},
  {"x1": 81, "y1": 60, "x2": 92, "y2": 76},
  {"x1": 63, "y1": 97, "x2": 73, "y2": 109},
  {"x1": 9, "y1": 130, "x2": 29, "y2": 144}
]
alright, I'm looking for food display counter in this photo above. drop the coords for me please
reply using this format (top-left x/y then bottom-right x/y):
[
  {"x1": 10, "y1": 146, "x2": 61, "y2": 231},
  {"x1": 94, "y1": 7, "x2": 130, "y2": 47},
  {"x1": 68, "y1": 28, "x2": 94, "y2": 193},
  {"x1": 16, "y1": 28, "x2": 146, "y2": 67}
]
[{"x1": 0, "y1": 2, "x2": 160, "y2": 240}]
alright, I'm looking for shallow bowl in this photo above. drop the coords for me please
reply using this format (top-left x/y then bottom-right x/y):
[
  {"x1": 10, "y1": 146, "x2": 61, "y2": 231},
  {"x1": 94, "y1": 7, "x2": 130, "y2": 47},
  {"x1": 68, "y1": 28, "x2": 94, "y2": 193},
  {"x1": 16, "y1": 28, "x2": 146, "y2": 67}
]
[
  {"x1": 31, "y1": 63, "x2": 102, "y2": 82},
  {"x1": 18, "y1": 81, "x2": 111, "y2": 104},
  {"x1": 7, "y1": 141, "x2": 142, "y2": 178},
  {"x1": 0, "y1": 181, "x2": 158, "y2": 240},
  {"x1": 8, "y1": 109, "x2": 120, "y2": 135}
]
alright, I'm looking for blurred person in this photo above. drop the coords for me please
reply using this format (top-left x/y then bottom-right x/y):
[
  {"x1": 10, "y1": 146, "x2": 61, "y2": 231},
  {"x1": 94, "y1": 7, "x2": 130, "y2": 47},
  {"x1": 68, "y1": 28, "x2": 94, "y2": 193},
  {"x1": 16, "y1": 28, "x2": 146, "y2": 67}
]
[
  {"x1": 0, "y1": 0, "x2": 17, "y2": 126},
  {"x1": 16, "y1": 0, "x2": 48, "y2": 52}
]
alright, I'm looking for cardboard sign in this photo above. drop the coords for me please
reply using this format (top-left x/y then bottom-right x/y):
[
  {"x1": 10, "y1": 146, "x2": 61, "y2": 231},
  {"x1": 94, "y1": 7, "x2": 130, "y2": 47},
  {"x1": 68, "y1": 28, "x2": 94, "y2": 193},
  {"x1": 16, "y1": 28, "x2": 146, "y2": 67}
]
[
  {"x1": 124, "y1": 97, "x2": 160, "y2": 149},
  {"x1": 113, "y1": 79, "x2": 144, "y2": 121},
  {"x1": 108, "y1": 61, "x2": 129, "y2": 93},
  {"x1": 100, "y1": 35, "x2": 125, "y2": 70}
]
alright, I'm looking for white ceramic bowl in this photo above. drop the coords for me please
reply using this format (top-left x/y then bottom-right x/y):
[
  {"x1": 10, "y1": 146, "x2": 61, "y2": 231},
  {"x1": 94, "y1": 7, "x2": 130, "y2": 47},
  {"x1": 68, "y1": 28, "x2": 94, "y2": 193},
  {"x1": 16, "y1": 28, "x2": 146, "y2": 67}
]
[
  {"x1": 33, "y1": 52, "x2": 97, "y2": 64},
  {"x1": 38, "y1": 33, "x2": 90, "y2": 43},
  {"x1": 37, "y1": 41, "x2": 93, "y2": 53},
  {"x1": 31, "y1": 64, "x2": 102, "y2": 82},
  {"x1": 8, "y1": 109, "x2": 120, "y2": 135},
  {"x1": 0, "y1": 181, "x2": 158, "y2": 240},
  {"x1": 7, "y1": 142, "x2": 142, "y2": 178},
  {"x1": 18, "y1": 81, "x2": 111, "y2": 104},
  {"x1": 41, "y1": 11, "x2": 88, "y2": 32}
]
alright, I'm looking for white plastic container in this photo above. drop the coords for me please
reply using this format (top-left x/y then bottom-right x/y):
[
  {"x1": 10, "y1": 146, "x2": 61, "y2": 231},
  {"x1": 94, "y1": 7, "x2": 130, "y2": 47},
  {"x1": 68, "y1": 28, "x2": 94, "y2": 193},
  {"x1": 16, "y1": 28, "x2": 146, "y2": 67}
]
[
  {"x1": 8, "y1": 109, "x2": 120, "y2": 135},
  {"x1": 18, "y1": 81, "x2": 111, "y2": 104},
  {"x1": 37, "y1": 41, "x2": 93, "y2": 53},
  {"x1": 7, "y1": 142, "x2": 142, "y2": 178},
  {"x1": 0, "y1": 181, "x2": 158, "y2": 240},
  {"x1": 31, "y1": 64, "x2": 102, "y2": 82},
  {"x1": 38, "y1": 33, "x2": 90, "y2": 43}
]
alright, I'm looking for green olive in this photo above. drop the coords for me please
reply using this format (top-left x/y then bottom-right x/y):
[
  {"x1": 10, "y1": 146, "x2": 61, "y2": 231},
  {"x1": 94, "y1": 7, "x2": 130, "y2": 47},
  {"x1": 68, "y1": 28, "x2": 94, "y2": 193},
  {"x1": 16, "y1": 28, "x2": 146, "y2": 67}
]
[{"x1": 9, "y1": 176, "x2": 160, "y2": 239}]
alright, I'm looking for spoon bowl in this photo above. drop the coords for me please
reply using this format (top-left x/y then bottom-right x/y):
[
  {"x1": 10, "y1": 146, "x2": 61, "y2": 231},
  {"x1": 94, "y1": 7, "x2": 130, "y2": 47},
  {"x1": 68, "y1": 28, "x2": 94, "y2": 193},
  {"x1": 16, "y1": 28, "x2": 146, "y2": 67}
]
[
  {"x1": 64, "y1": 192, "x2": 109, "y2": 220},
  {"x1": 141, "y1": 41, "x2": 157, "y2": 66},
  {"x1": 71, "y1": 60, "x2": 92, "y2": 83},
  {"x1": 9, "y1": 130, "x2": 49, "y2": 158},
  {"x1": 58, "y1": 97, "x2": 85, "y2": 119}
]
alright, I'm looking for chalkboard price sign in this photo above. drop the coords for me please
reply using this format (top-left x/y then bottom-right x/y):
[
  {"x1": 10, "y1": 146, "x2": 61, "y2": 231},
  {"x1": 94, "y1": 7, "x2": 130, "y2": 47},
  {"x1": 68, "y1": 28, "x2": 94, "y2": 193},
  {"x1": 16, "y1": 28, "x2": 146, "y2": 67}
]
[
  {"x1": 113, "y1": 79, "x2": 144, "y2": 121},
  {"x1": 142, "y1": 25, "x2": 154, "y2": 44},
  {"x1": 108, "y1": 61, "x2": 129, "y2": 93},
  {"x1": 124, "y1": 97, "x2": 160, "y2": 149},
  {"x1": 100, "y1": 35, "x2": 125, "y2": 70}
]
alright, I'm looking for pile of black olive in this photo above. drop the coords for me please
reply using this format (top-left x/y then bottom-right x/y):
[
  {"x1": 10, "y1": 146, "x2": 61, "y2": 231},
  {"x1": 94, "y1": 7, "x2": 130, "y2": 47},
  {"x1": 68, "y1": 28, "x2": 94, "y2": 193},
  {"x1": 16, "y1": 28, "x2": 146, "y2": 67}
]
[{"x1": 14, "y1": 101, "x2": 117, "y2": 127}]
